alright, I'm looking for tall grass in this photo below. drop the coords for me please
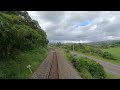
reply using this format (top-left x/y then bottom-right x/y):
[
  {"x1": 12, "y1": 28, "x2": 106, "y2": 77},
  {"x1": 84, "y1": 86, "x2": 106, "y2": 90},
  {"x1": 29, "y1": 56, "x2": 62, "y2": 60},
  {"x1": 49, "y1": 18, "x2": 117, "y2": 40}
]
[{"x1": 0, "y1": 47, "x2": 48, "y2": 79}]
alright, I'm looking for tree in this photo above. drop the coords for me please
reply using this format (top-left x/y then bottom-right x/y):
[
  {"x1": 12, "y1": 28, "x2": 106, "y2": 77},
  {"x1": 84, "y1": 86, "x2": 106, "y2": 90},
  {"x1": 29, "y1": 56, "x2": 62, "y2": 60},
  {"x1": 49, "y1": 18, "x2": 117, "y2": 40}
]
[{"x1": 0, "y1": 11, "x2": 49, "y2": 59}]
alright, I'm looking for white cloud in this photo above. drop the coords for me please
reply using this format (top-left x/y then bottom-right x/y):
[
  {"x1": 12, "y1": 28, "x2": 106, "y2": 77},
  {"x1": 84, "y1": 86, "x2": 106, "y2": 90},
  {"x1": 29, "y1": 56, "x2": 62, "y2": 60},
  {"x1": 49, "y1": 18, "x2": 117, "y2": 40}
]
[
  {"x1": 89, "y1": 25, "x2": 97, "y2": 31},
  {"x1": 109, "y1": 16, "x2": 116, "y2": 22},
  {"x1": 28, "y1": 11, "x2": 120, "y2": 43}
]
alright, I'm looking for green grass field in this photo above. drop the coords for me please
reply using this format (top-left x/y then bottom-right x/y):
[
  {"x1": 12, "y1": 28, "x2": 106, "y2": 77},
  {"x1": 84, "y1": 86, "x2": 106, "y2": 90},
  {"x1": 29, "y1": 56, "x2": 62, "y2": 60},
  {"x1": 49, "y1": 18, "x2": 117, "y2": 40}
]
[
  {"x1": 0, "y1": 47, "x2": 48, "y2": 79},
  {"x1": 101, "y1": 47, "x2": 120, "y2": 65},
  {"x1": 102, "y1": 47, "x2": 120, "y2": 60}
]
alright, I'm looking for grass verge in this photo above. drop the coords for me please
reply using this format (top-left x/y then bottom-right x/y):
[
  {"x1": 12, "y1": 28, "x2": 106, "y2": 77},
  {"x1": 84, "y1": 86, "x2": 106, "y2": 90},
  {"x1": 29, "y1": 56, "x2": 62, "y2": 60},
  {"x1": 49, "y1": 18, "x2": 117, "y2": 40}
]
[
  {"x1": 64, "y1": 50, "x2": 106, "y2": 79},
  {"x1": 0, "y1": 47, "x2": 48, "y2": 79},
  {"x1": 106, "y1": 73, "x2": 120, "y2": 79},
  {"x1": 64, "y1": 49, "x2": 120, "y2": 79},
  {"x1": 80, "y1": 52, "x2": 120, "y2": 66}
]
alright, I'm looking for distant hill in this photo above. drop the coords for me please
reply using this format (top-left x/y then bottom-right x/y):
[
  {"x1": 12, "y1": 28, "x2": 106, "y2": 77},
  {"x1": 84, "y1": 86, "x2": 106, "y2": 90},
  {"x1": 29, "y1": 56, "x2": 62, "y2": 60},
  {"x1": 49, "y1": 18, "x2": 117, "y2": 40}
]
[{"x1": 89, "y1": 40, "x2": 120, "y2": 45}]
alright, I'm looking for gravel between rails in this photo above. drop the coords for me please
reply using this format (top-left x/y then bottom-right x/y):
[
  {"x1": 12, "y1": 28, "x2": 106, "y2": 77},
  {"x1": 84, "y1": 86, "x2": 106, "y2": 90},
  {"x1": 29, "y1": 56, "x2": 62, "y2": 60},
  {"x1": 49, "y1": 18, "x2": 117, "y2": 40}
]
[{"x1": 30, "y1": 49, "x2": 81, "y2": 79}]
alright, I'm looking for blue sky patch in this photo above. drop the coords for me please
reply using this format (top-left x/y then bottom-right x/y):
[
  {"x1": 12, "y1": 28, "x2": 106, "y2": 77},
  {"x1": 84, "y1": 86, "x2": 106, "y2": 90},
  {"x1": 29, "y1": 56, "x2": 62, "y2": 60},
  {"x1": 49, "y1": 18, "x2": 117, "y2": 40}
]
[{"x1": 79, "y1": 20, "x2": 91, "y2": 26}]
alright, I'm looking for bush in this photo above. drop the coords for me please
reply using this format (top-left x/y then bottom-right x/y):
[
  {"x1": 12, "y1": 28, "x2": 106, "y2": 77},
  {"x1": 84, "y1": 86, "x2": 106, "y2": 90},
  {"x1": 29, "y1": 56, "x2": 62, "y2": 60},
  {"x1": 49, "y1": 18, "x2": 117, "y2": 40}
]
[
  {"x1": 79, "y1": 68, "x2": 93, "y2": 79},
  {"x1": 102, "y1": 52, "x2": 116, "y2": 60},
  {"x1": 68, "y1": 55, "x2": 106, "y2": 79}
]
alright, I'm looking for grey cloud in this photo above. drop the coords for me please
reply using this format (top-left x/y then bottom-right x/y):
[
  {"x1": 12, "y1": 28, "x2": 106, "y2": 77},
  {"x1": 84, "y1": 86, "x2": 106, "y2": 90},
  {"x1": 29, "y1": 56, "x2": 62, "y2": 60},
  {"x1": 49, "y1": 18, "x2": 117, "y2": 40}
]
[
  {"x1": 35, "y1": 11, "x2": 66, "y2": 23},
  {"x1": 28, "y1": 11, "x2": 120, "y2": 43}
]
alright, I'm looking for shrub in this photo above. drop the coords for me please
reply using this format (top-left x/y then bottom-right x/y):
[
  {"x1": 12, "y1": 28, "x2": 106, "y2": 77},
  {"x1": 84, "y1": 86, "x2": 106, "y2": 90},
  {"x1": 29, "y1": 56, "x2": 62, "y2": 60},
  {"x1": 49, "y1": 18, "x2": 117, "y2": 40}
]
[
  {"x1": 79, "y1": 68, "x2": 93, "y2": 79},
  {"x1": 67, "y1": 54, "x2": 106, "y2": 79},
  {"x1": 102, "y1": 52, "x2": 116, "y2": 60}
]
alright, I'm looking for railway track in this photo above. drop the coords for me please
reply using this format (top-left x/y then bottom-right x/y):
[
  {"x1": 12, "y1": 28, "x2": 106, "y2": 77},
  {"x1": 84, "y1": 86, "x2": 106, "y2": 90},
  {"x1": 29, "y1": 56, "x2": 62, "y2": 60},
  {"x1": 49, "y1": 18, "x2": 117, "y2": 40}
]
[
  {"x1": 30, "y1": 49, "x2": 81, "y2": 79},
  {"x1": 48, "y1": 51, "x2": 59, "y2": 79}
]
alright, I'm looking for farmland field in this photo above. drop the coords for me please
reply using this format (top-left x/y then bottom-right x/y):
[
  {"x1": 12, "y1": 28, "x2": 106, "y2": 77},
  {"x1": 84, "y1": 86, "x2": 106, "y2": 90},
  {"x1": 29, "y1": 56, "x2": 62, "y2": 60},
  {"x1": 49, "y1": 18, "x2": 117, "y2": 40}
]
[
  {"x1": 102, "y1": 47, "x2": 120, "y2": 61},
  {"x1": 101, "y1": 47, "x2": 120, "y2": 65}
]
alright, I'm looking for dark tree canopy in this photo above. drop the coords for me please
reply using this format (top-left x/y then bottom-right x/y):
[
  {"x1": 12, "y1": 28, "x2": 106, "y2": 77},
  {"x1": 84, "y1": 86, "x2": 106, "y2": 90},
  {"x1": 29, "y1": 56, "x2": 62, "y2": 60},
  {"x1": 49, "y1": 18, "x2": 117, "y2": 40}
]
[{"x1": 0, "y1": 11, "x2": 49, "y2": 59}]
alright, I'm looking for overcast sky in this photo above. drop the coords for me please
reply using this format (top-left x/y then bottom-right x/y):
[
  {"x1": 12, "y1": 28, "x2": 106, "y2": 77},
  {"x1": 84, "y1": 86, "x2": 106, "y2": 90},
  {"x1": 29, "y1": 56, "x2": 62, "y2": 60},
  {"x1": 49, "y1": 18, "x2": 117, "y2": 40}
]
[{"x1": 28, "y1": 11, "x2": 120, "y2": 43}]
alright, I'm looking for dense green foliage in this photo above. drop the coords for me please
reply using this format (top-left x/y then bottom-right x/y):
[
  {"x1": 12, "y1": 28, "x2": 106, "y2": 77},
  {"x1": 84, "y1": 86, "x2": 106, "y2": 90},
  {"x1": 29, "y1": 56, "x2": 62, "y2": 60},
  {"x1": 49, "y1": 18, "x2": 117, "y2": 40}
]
[
  {"x1": 64, "y1": 43, "x2": 116, "y2": 60},
  {"x1": 66, "y1": 53, "x2": 106, "y2": 79},
  {"x1": 0, "y1": 11, "x2": 49, "y2": 78},
  {"x1": 0, "y1": 47, "x2": 48, "y2": 79},
  {"x1": 0, "y1": 11, "x2": 48, "y2": 58}
]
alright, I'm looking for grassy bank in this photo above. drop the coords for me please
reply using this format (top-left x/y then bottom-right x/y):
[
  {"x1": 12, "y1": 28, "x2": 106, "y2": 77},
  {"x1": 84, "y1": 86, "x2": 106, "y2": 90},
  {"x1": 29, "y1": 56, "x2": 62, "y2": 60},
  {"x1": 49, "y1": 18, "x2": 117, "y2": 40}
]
[
  {"x1": 64, "y1": 51, "x2": 106, "y2": 79},
  {"x1": 106, "y1": 73, "x2": 120, "y2": 79},
  {"x1": 72, "y1": 47, "x2": 120, "y2": 66},
  {"x1": 0, "y1": 47, "x2": 48, "y2": 79},
  {"x1": 80, "y1": 51, "x2": 120, "y2": 66},
  {"x1": 64, "y1": 49, "x2": 120, "y2": 79},
  {"x1": 102, "y1": 47, "x2": 120, "y2": 64}
]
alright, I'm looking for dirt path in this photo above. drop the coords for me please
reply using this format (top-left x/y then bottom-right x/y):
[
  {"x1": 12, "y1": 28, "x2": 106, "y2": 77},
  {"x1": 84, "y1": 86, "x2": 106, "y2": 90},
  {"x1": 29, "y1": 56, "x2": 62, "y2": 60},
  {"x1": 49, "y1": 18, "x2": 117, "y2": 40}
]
[
  {"x1": 71, "y1": 51, "x2": 120, "y2": 76},
  {"x1": 30, "y1": 49, "x2": 81, "y2": 79}
]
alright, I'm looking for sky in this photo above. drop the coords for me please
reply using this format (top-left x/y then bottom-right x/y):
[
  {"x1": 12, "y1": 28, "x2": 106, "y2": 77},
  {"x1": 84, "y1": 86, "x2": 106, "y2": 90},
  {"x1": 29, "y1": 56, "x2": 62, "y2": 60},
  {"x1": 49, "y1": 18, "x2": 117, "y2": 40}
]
[{"x1": 28, "y1": 11, "x2": 120, "y2": 43}]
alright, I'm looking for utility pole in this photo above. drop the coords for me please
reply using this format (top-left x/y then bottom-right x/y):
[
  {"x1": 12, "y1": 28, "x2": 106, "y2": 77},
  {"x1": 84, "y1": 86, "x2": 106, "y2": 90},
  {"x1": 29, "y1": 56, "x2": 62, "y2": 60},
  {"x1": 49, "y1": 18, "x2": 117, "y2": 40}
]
[{"x1": 73, "y1": 42, "x2": 74, "y2": 52}]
